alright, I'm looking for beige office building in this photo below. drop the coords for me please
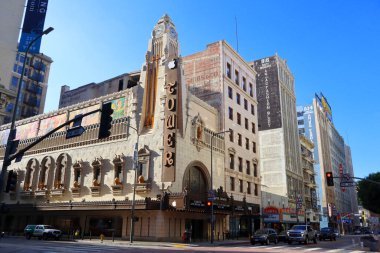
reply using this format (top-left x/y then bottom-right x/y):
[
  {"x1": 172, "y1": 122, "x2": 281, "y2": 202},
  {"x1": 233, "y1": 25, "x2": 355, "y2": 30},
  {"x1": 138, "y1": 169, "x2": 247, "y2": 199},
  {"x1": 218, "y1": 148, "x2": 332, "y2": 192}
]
[
  {"x1": 252, "y1": 55, "x2": 304, "y2": 229},
  {"x1": 183, "y1": 41, "x2": 261, "y2": 236}
]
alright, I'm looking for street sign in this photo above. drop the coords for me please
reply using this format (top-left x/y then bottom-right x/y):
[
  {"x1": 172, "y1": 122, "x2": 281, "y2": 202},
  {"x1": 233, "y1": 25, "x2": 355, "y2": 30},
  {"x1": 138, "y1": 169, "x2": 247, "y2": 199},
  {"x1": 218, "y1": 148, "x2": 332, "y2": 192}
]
[
  {"x1": 66, "y1": 126, "x2": 85, "y2": 139},
  {"x1": 340, "y1": 173, "x2": 355, "y2": 187},
  {"x1": 340, "y1": 182, "x2": 356, "y2": 187}
]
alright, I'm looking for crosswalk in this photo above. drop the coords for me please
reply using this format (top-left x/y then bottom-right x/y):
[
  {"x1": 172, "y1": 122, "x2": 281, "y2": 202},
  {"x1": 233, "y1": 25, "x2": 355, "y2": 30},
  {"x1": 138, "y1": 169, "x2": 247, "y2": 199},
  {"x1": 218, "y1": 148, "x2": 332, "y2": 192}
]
[
  {"x1": 241, "y1": 244, "x2": 367, "y2": 253},
  {"x1": 34, "y1": 244, "x2": 122, "y2": 253}
]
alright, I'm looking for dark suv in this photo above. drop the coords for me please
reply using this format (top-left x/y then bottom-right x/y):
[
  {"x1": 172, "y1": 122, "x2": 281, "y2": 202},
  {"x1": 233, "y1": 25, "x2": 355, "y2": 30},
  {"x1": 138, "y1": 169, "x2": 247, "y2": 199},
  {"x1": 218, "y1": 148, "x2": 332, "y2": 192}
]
[
  {"x1": 251, "y1": 228, "x2": 278, "y2": 245},
  {"x1": 319, "y1": 227, "x2": 336, "y2": 241},
  {"x1": 24, "y1": 225, "x2": 37, "y2": 239}
]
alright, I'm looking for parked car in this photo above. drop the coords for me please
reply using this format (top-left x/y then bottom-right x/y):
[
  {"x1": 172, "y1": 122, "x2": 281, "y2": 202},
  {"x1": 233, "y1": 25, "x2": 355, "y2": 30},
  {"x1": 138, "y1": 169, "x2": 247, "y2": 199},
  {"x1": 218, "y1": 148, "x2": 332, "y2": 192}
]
[
  {"x1": 250, "y1": 228, "x2": 278, "y2": 245},
  {"x1": 278, "y1": 230, "x2": 289, "y2": 242},
  {"x1": 27, "y1": 225, "x2": 62, "y2": 240},
  {"x1": 361, "y1": 228, "x2": 374, "y2": 235},
  {"x1": 287, "y1": 225, "x2": 317, "y2": 244},
  {"x1": 24, "y1": 225, "x2": 37, "y2": 239},
  {"x1": 334, "y1": 229, "x2": 341, "y2": 238},
  {"x1": 319, "y1": 227, "x2": 336, "y2": 241}
]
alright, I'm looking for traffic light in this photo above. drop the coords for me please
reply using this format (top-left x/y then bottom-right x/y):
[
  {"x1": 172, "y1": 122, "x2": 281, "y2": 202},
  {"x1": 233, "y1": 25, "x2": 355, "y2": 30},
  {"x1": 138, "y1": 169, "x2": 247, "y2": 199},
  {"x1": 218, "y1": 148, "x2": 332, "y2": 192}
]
[
  {"x1": 98, "y1": 102, "x2": 113, "y2": 139},
  {"x1": 326, "y1": 171, "x2": 334, "y2": 186},
  {"x1": 206, "y1": 201, "x2": 212, "y2": 212},
  {"x1": 5, "y1": 170, "x2": 17, "y2": 193}
]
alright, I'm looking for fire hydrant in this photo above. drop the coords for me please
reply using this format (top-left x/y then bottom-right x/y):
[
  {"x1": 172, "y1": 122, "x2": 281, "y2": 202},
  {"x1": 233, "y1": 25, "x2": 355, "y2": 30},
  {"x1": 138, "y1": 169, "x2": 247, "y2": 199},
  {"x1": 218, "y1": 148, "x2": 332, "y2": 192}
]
[{"x1": 100, "y1": 233, "x2": 104, "y2": 243}]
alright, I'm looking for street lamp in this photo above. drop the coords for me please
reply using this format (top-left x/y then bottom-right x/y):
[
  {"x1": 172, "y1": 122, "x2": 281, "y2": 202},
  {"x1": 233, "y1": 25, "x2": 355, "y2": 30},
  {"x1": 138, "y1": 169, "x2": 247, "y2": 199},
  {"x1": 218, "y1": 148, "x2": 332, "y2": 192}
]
[
  {"x1": 0, "y1": 27, "x2": 54, "y2": 197},
  {"x1": 126, "y1": 117, "x2": 139, "y2": 243},
  {"x1": 210, "y1": 129, "x2": 231, "y2": 244}
]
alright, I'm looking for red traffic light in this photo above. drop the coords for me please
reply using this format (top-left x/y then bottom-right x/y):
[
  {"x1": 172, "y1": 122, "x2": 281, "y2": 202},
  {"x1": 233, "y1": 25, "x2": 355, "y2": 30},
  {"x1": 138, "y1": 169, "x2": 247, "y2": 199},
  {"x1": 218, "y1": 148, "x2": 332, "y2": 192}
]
[
  {"x1": 326, "y1": 171, "x2": 334, "y2": 186},
  {"x1": 207, "y1": 201, "x2": 212, "y2": 207}
]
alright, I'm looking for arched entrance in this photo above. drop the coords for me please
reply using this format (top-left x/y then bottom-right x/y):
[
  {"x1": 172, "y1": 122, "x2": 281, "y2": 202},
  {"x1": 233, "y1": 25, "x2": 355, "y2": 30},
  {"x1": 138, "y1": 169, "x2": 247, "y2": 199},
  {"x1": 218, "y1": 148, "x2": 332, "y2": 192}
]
[{"x1": 182, "y1": 161, "x2": 210, "y2": 241}]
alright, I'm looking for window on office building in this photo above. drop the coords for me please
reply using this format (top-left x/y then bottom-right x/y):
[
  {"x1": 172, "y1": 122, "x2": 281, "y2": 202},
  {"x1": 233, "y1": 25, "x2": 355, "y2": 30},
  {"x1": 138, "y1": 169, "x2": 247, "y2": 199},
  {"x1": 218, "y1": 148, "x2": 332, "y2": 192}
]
[
  {"x1": 254, "y1": 184, "x2": 258, "y2": 196},
  {"x1": 238, "y1": 134, "x2": 242, "y2": 146},
  {"x1": 227, "y1": 63, "x2": 231, "y2": 78},
  {"x1": 254, "y1": 163, "x2": 258, "y2": 177},
  {"x1": 247, "y1": 182, "x2": 251, "y2": 194},
  {"x1": 249, "y1": 83, "x2": 253, "y2": 97},
  {"x1": 235, "y1": 70, "x2": 239, "y2": 85},
  {"x1": 229, "y1": 129, "x2": 234, "y2": 142},
  {"x1": 251, "y1": 104, "x2": 255, "y2": 115},
  {"x1": 242, "y1": 77, "x2": 246, "y2": 91},
  {"x1": 252, "y1": 122, "x2": 256, "y2": 134},
  {"x1": 237, "y1": 113, "x2": 241, "y2": 125},
  {"x1": 245, "y1": 138, "x2": 249, "y2": 150},
  {"x1": 244, "y1": 99, "x2": 248, "y2": 110},
  {"x1": 229, "y1": 107, "x2": 233, "y2": 120},
  {"x1": 228, "y1": 86, "x2": 233, "y2": 99},
  {"x1": 246, "y1": 160, "x2": 251, "y2": 175},
  {"x1": 230, "y1": 177, "x2": 235, "y2": 191},
  {"x1": 252, "y1": 141, "x2": 256, "y2": 153},
  {"x1": 245, "y1": 118, "x2": 249, "y2": 130},
  {"x1": 239, "y1": 179, "x2": 243, "y2": 193},
  {"x1": 236, "y1": 93, "x2": 241, "y2": 105},
  {"x1": 238, "y1": 157, "x2": 243, "y2": 172},
  {"x1": 229, "y1": 154, "x2": 234, "y2": 170}
]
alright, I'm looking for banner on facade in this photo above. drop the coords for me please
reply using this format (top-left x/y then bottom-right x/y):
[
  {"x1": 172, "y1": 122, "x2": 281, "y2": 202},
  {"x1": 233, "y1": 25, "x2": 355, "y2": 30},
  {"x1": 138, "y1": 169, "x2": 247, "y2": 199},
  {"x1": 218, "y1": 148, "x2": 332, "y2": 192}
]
[
  {"x1": 38, "y1": 113, "x2": 67, "y2": 136},
  {"x1": 15, "y1": 121, "x2": 39, "y2": 140},
  {"x1": 19, "y1": 0, "x2": 49, "y2": 53}
]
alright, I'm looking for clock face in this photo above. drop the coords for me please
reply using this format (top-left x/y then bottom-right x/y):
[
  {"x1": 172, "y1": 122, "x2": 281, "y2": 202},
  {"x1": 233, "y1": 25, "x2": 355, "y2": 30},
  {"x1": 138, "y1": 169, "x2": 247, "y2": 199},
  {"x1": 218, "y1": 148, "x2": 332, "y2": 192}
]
[
  {"x1": 155, "y1": 24, "x2": 164, "y2": 36},
  {"x1": 169, "y1": 27, "x2": 177, "y2": 38}
]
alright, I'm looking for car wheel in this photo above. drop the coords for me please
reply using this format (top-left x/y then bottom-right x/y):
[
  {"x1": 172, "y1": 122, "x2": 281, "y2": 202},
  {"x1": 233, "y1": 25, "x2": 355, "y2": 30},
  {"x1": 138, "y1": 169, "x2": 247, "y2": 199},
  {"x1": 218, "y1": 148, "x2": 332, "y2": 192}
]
[
  {"x1": 313, "y1": 237, "x2": 317, "y2": 244},
  {"x1": 304, "y1": 236, "x2": 308, "y2": 245},
  {"x1": 38, "y1": 236, "x2": 42, "y2": 240},
  {"x1": 251, "y1": 242, "x2": 255, "y2": 245},
  {"x1": 42, "y1": 233, "x2": 48, "y2": 240},
  {"x1": 260, "y1": 242, "x2": 264, "y2": 245},
  {"x1": 288, "y1": 241, "x2": 292, "y2": 245},
  {"x1": 26, "y1": 234, "x2": 31, "y2": 240},
  {"x1": 266, "y1": 238, "x2": 270, "y2": 245},
  {"x1": 333, "y1": 236, "x2": 336, "y2": 241}
]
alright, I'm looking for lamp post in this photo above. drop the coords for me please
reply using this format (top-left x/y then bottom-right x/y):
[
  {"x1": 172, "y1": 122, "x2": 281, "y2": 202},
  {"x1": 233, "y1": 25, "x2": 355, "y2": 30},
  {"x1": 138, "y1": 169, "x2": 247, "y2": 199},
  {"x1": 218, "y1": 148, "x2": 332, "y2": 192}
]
[
  {"x1": 210, "y1": 129, "x2": 231, "y2": 244},
  {"x1": 126, "y1": 117, "x2": 139, "y2": 243},
  {"x1": 0, "y1": 27, "x2": 54, "y2": 196}
]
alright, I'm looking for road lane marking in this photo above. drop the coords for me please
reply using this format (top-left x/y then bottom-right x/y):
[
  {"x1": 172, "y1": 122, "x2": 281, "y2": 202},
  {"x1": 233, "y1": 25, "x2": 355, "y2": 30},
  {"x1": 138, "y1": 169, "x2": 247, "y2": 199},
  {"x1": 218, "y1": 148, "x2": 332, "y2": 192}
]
[
  {"x1": 304, "y1": 248, "x2": 323, "y2": 251},
  {"x1": 326, "y1": 249, "x2": 342, "y2": 252}
]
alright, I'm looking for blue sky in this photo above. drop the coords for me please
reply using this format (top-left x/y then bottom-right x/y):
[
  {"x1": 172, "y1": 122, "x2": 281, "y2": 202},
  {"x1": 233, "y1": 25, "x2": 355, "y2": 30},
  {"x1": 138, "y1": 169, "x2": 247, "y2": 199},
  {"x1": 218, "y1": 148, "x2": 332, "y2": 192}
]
[{"x1": 40, "y1": 0, "x2": 379, "y2": 179}]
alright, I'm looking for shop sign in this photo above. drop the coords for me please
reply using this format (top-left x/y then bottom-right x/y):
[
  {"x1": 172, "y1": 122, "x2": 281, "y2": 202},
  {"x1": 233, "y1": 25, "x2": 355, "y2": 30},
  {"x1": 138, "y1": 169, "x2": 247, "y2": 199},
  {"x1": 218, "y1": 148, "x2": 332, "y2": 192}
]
[
  {"x1": 190, "y1": 200, "x2": 205, "y2": 208},
  {"x1": 264, "y1": 214, "x2": 280, "y2": 222},
  {"x1": 264, "y1": 206, "x2": 279, "y2": 214}
]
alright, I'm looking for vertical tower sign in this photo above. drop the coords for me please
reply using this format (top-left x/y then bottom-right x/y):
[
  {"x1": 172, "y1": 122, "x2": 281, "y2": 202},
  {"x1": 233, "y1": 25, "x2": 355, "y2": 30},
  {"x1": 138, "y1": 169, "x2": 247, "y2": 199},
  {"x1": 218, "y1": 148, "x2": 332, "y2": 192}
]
[{"x1": 254, "y1": 56, "x2": 282, "y2": 130}]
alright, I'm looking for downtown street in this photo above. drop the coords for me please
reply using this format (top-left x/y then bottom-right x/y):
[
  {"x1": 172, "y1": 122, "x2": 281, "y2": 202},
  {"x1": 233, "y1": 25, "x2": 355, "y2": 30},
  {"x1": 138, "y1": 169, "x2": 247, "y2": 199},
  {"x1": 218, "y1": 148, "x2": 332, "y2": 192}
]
[{"x1": 0, "y1": 235, "x2": 372, "y2": 253}]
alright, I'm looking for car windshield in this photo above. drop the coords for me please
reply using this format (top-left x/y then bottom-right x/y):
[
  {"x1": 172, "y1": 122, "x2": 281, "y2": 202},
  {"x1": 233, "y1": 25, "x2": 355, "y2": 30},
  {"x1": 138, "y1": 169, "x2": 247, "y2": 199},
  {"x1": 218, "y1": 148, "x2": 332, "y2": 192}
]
[
  {"x1": 44, "y1": 225, "x2": 54, "y2": 229},
  {"x1": 291, "y1": 225, "x2": 306, "y2": 230},
  {"x1": 255, "y1": 229, "x2": 268, "y2": 235}
]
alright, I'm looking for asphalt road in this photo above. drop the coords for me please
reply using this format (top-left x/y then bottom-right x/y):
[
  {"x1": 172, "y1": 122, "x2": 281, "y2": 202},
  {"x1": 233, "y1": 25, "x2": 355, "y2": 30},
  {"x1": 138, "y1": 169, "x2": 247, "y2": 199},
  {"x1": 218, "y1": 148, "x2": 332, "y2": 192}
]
[{"x1": 0, "y1": 235, "x2": 369, "y2": 253}]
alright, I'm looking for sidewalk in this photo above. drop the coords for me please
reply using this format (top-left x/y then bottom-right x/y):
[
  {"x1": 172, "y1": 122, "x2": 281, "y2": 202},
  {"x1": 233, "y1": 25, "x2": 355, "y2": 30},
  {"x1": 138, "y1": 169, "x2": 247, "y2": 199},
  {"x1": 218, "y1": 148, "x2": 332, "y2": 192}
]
[{"x1": 75, "y1": 238, "x2": 250, "y2": 248}]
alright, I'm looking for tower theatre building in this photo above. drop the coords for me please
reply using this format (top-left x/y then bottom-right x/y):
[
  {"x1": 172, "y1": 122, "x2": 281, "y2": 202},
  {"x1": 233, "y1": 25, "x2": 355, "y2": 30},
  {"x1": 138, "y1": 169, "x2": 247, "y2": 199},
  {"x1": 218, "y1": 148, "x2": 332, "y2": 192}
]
[{"x1": 0, "y1": 15, "x2": 258, "y2": 241}]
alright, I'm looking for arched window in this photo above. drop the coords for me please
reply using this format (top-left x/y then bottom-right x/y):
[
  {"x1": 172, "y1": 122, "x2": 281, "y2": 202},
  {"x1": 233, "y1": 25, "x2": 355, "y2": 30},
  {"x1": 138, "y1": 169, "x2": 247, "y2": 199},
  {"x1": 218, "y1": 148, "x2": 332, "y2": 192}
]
[
  {"x1": 71, "y1": 160, "x2": 82, "y2": 197},
  {"x1": 183, "y1": 166, "x2": 208, "y2": 196},
  {"x1": 38, "y1": 156, "x2": 54, "y2": 191},
  {"x1": 23, "y1": 159, "x2": 39, "y2": 192},
  {"x1": 54, "y1": 153, "x2": 69, "y2": 190}
]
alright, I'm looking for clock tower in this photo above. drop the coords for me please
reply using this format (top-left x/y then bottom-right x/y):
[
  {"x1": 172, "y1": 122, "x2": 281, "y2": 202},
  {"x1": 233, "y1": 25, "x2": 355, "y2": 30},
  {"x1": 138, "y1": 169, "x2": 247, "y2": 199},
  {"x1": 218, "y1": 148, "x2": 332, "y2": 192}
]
[{"x1": 139, "y1": 14, "x2": 186, "y2": 182}]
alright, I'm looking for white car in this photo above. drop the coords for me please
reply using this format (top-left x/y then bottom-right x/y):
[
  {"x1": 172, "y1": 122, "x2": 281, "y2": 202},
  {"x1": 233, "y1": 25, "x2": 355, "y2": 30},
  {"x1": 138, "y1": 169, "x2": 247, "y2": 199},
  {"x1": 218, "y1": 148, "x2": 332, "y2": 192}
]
[{"x1": 33, "y1": 225, "x2": 62, "y2": 240}]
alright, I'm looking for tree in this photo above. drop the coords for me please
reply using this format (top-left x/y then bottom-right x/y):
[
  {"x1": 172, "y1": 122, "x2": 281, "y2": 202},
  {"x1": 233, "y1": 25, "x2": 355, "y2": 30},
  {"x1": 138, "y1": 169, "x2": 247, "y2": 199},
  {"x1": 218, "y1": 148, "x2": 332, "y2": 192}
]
[{"x1": 357, "y1": 172, "x2": 380, "y2": 214}]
